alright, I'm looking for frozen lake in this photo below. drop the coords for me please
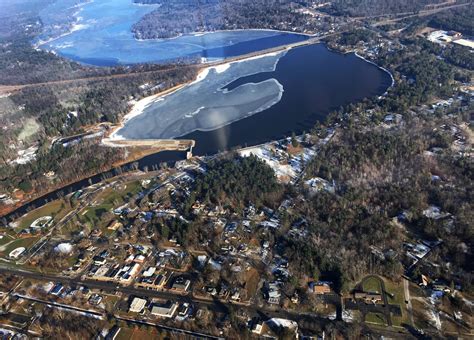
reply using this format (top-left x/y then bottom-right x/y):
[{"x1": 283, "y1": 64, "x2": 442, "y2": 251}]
[
  {"x1": 115, "y1": 52, "x2": 286, "y2": 139},
  {"x1": 35, "y1": 0, "x2": 392, "y2": 155},
  {"x1": 36, "y1": 0, "x2": 309, "y2": 65},
  {"x1": 116, "y1": 44, "x2": 393, "y2": 154}
]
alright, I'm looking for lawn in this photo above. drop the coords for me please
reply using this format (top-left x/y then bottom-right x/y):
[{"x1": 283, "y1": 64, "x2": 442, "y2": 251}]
[
  {"x1": 383, "y1": 278, "x2": 411, "y2": 327},
  {"x1": 82, "y1": 204, "x2": 113, "y2": 224},
  {"x1": 13, "y1": 200, "x2": 71, "y2": 231},
  {"x1": 365, "y1": 312, "x2": 387, "y2": 325},
  {"x1": 0, "y1": 236, "x2": 40, "y2": 257},
  {"x1": 98, "y1": 180, "x2": 143, "y2": 207},
  {"x1": 383, "y1": 279, "x2": 405, "y2": 305},
  {"x1": 0, "y1": 233, "x2": 16, "y2": 247},
  {"x1": 391, "y1": 315, "x2": 404, "y2": 327},
  {"x1": 79, "y1": 180, "x2": 143, "y2": 232},
  {"x1": 362, "y1": 276, "x2": 382, "y2": 293},
  {"x1": 79, "y1": 205, "x2": 121, "y2": 238}
]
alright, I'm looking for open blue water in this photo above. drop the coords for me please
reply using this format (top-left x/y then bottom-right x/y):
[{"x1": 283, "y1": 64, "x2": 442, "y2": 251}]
[{"x1": 37, "y1": 0, "x2": 309, "y2": 65}]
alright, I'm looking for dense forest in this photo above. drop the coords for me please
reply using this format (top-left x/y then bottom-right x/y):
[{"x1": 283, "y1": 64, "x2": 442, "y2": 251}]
[
  {"x1": 429, "y1": 3, "x2": 474, "y2": 36},
  {"x1": 0, "y1": 139, "x2": 126, "y2": 202},
  {"x1": 288, "y1": 27, "x2": 472, "y2": 288},
  {"x1": 284, "y1": 20, "x2": 474, "y2": 291},
  {"x1": 132, "y1": 0, "x2": 318, "y2": 39},
  {"x1": 0, "y1": 59, "x2": 197, "y2": 199},
  {"x1": 416, "y1": 38, "x2": 474, "y2": 71},
  {"x1": 184, "y1": 155, "x2": 283, "y2": 213},
  {"x1": 298, "y1": 112, "x2": 473, "y2": 291}
]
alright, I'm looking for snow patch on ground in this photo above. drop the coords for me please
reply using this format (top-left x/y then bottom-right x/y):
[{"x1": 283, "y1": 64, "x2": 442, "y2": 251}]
[
  {"x1": 9, "y1": 145, "x2": 38, "y2": 165},
  {"x1": 239, "y1": 146, "x2": 296, "y2": 182},
  {"x1": 214, "y1": 63, "x2": 230, "y2": 73}
]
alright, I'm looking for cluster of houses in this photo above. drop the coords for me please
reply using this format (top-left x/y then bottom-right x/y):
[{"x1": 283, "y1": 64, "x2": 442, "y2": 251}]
[{"x1": 84, "y1": 244, "x2": 193, "y2": 296}]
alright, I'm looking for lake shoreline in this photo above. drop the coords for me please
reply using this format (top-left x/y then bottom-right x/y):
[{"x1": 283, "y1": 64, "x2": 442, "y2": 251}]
[
  {"x1": 353, "y1": 51, "x2": 395, "y2": 92},
  {"x1": 134, "y1": 28, "x2": 313, "y2": 43}
]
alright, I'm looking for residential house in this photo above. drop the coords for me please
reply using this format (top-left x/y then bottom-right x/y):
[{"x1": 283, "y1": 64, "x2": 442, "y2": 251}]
[{"x1": 354, "y1": 292, "x2": 382, "y2": 304}]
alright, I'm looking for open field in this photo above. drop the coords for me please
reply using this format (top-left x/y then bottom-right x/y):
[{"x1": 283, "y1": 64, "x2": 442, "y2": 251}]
[
  {"x1": 98, "y1": 181, "x2": 143, "y2": 206},
  {"x1": 365, "y1": 312, "x2": 387, "y2": 325},
  {"x1": 78, "y1": 180, "x2": 144, "y2": 232},
  {"x1": 383, "y1": 278, "x2": 410, "y2": 327},
  {"x1": 12, "y1": 200, "x2": 71, "y2": 232},
  {"x1": 362, "y1": 276, "x2": 382, "y2": 293},
  {"x1": 0, "y1": 236, "x2": 40, "y2": 257}
]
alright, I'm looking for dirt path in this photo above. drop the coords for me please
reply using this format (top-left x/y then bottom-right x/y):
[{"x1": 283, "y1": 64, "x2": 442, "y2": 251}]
[{"x1": 0, "y1": 65, "x2": 198, "y2": 95}]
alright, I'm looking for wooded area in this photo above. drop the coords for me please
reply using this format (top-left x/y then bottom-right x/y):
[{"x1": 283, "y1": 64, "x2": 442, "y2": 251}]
[
  {"x1": 132, "y1": 0, "x2": 318, "y2": 39},
  {"x1": 0, "y1": 14, "x2": 199, "y2": 200}
]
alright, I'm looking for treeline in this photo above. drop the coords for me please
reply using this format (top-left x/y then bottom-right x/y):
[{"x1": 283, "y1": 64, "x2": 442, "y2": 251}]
[
  {"x1": 37, "y1": 308, "x2": 104, "y2": 338},
  {"x1": 6, "y1": 64, "x2": 197, "y2": 137},
  {"x1": 429, "y1": 3, "x2": 474, "y2": 36},
  {"x1": 325, "y1": 0, "x2": 458, "y2": 17},
  {"x1": 336, "y1": 29, "x2": 376, "y2": 45},
  {"x1": 0, "y1": 38, "x2": 88, "y2": 85},
  {"x1": 0, "y1": 8, "x2": 201, "y2": 207},
  {"x1": 0, "y1": 13, "x2": 199, "y2": 86},
  {"x1": 297, "y1": 112, "x2": 473, "y2": 290},
  {"x1": 0, "y1": 35, "x2": 199, "y2": 85},
  {"x1": 376, "y1": 43, "x2": 455, "y2": 112},
  {"x1": 283, "y1": 29, "x2": 473, "y2": 290},
  {"x1": 416, "y1": 38, "x2": 474, "y2": 71},
  {"x1": 0, "y1": 63, "x2": 197, "y2": 198},
  {"x1": 0, "y1": 139, "x2": 126, "y2": 198},
  {"x1": 132, "y1": 0, "x2": 316, "y2": 39}
]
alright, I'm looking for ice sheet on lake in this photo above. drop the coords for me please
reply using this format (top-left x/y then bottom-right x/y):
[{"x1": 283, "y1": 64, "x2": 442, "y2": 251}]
[
  {"x1": 116, "y1": 52, "x2": 286, "y2": 139},
  {"x1": 36, "y1": 0, "x2": 284, "y2": 64}
]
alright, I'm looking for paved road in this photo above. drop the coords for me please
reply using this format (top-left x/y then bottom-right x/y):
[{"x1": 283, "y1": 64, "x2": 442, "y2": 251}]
[
  {"x1": 371, "y1": 2, "x2": 471, "y2": 27},
  {"x1": 0, "y1": 266, "x2": 336, "y2": 330},
  {"x1": 16, "y1": 294, "x2": 223, "y2": 339},
  {"x1": 18, "y1": 184, "x2": 104, "y2": 265},
  {"x1": 0, "y1": 266, "x2": 424, "y2": 338}
]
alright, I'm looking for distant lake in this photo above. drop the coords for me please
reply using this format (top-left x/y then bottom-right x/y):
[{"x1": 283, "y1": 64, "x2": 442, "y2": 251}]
[{"x1": 37, "y1": 0, "x2": 309, "y2": 66}]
